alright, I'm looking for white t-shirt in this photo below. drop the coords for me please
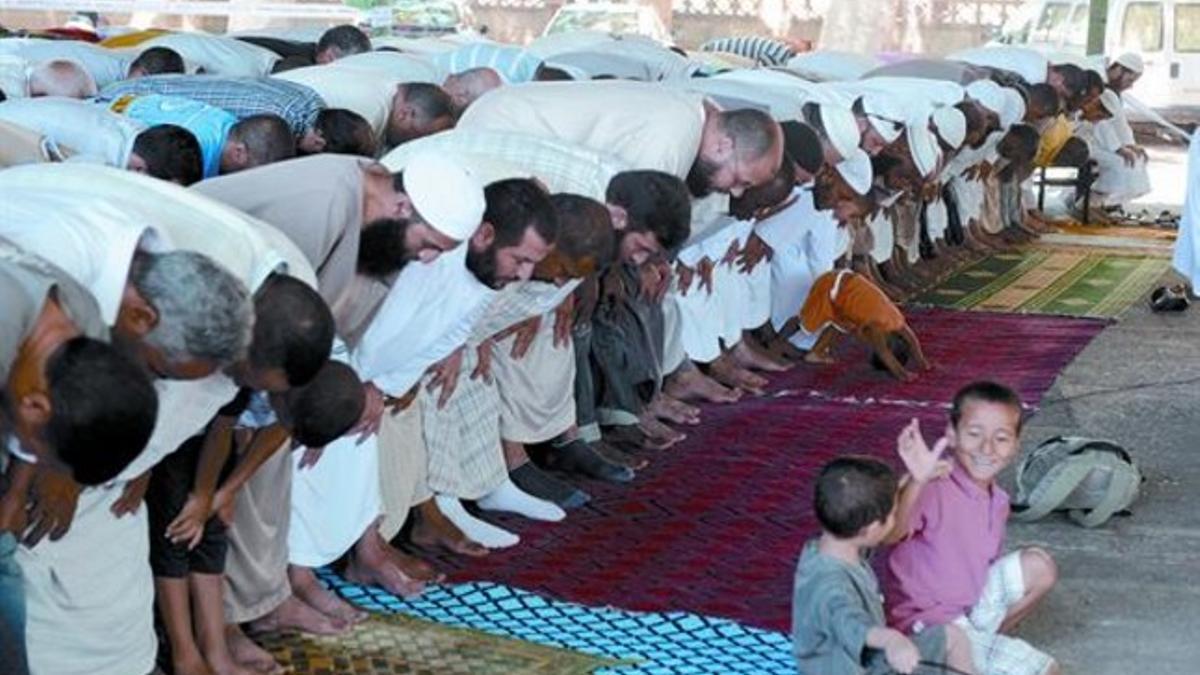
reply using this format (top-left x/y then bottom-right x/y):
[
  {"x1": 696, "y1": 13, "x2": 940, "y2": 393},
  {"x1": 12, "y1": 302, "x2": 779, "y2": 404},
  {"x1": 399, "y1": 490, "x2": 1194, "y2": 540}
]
[
  {"x1": 0, "y1": 38, "x2": 129, "y2": 87},
  {"x1": 134, "y1": 33, "x2": 279, "y2": 77},
  {"x1": 274, "y1": 63, "x2": 403, "y2": 137},
  {"x1": 950, "y1": 46, "x2": 1049, "y2": 84},
  {"x1": 0, "y1": 97, "x2": 143, "y2": 167}
]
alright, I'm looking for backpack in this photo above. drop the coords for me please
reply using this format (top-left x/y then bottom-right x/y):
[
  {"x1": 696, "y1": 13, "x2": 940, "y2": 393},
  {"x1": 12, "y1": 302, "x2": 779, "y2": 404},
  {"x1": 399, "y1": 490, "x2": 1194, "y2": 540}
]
[{"x1": 1011, "y1": 436, "x2": 1142, "y2": 528}]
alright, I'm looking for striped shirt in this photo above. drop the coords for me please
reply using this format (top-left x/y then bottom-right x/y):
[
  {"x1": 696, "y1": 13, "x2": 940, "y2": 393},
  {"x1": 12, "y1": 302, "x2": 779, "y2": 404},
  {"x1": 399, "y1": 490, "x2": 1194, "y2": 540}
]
[
  {"x1": 700, "y1": 36, "x2": 796, "y2": 67},
  {"x1": 101, "y1": 74, "x2": 325, "y2": 136}
]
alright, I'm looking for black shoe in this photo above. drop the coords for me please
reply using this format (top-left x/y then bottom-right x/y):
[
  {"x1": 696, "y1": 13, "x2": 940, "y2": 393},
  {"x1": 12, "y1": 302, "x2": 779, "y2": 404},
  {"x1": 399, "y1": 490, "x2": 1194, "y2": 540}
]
[
  {"x1": 510, "y1": 463, "x2": 590, "y2": 509},
  {"x1": 550, "y1": 440, "x2": 635, "y2": 483},
  {"x1": 1150, "y1": 285, "x2": 1190, "y2": 312}
]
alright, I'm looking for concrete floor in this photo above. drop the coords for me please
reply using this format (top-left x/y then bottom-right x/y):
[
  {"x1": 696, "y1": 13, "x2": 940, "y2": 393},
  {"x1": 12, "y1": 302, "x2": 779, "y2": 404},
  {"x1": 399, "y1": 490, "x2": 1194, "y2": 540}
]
[{"x1": 1001, "y1": 269, "x2": 1200, "y2": 673}]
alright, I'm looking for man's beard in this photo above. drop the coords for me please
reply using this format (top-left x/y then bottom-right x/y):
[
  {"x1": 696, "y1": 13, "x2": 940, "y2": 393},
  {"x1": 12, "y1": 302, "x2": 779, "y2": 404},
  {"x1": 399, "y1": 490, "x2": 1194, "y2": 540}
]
[
  {"x1": 466, "y1": 243, "x2": 501, "y2": 289},
  {"x1": 686, "y1": 156, "x2": 719, "y2": 198},
  {"x1": 357, "y1": 218, "x2": 414, "y2": 278}
]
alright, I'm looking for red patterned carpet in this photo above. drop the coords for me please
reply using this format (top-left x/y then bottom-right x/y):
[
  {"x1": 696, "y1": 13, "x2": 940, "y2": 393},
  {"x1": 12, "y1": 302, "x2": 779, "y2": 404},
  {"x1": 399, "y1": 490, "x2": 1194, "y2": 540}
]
[{"x1": 440, "y1": 308, "x2": 1106, "y2": 633}]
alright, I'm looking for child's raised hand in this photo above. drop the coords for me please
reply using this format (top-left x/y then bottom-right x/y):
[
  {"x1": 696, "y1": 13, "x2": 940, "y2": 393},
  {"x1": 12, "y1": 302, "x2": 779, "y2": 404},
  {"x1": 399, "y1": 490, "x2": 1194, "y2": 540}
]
[
  {"x1": 897, "y1": 419, "x2": 952, "y2": 485},
  {"x1": 881, "y1": 629, "x2": 921, "y2": 674}
]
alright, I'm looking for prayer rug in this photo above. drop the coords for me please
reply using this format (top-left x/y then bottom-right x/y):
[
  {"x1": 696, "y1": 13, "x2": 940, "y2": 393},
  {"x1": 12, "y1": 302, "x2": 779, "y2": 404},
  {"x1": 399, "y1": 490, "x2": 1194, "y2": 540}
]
[
  {"x1": 319, "y1": 575, "x2": 796, "y2": 674},
  {"x1": 913, "y1": 249, "x2": 1171, "y2": 318},
  {"x1": 418, "y1": 308, "x2": 1104, "y2": 633},
  {"x1": 255, "y1": 610, "x2": 622, "y2": 674}
]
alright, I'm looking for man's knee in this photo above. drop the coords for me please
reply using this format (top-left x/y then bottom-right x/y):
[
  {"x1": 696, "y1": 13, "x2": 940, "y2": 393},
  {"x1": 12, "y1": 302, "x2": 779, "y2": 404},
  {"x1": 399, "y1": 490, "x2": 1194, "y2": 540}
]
[{"x1": 1020, "y1": 546, "x2": 1058, "y2": 594}]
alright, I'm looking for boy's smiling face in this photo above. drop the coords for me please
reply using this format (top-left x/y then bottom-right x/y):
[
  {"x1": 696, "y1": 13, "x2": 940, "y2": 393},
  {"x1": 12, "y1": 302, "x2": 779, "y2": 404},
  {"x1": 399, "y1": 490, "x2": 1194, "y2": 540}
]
[{"x1": 949, "y1": 399, "x2": 1022, "y2": 486}]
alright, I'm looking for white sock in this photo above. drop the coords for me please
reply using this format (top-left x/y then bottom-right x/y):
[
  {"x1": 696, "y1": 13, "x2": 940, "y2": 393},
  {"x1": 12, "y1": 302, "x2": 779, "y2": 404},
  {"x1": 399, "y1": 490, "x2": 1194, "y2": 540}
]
[
  {"x1": 477, "y1": 478, "x2": 566, "y2": 522},
  {"x1": 434, "y1": 495, "x2": 519, "y2": 549}
]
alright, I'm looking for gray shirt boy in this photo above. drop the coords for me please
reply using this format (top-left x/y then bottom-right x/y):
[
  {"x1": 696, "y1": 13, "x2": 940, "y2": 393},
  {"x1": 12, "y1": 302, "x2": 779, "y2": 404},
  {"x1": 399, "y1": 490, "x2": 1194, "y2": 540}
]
[{"x1": 792, "y1": 539, "x2": 946, "y2": 674}]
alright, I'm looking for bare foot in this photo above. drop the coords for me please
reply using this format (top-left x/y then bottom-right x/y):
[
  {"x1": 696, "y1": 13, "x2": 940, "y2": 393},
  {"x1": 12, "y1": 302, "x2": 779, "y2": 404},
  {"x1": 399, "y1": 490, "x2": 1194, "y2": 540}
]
[
  {"x1": 344, "y1": 531, "x2": 435, "y2": 599},
  {"x1": 410, "y1": 499, "x2": 490, "y2": 558},
  {"x1": 247, "y1": 595, "x2": 348, "y2": 637},
  {"x1": 647, "y1": 393, "x2": 700, "y2": 426},
  {"x1": 206, "y1": 646, "x2": 260, "y2": 675},
  {"x1": 664, "y1": 366, "x2": 742, "y2": 404},
  {"x1": 707, "y1": 357, "x2": 768, "y2": 396},
  {"x1": 804, "y1": 350, "x2": 836, "y2": 365},
  {"x1": 173, "y1": 654, "x2": 216, "y2": 675},
  {"x1": 226, "y1": 624, "x2": 284, "y2": 674},
  {"x1": 592, "y1": 440, "x2": 649, "y2": 470},
  {"x1": 287, "y1": 566, "x2": 368, "y2": 627},
  {"x1": 766, "y1": 336, "x2": 807, "y2": 363},
  {"x1": 636, "y1": 414, "x2": 686, "y2": 450},
  {"x1": 730, "y1": 340, "x2": 791, "y2": 373}
]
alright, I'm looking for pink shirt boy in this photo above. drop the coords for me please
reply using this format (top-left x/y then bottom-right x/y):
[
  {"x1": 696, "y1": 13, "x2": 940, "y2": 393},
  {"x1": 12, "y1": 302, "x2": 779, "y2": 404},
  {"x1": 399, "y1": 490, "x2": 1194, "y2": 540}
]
[{"x1": 882, "y1": 458, "x2": 1010, "y2": 632}]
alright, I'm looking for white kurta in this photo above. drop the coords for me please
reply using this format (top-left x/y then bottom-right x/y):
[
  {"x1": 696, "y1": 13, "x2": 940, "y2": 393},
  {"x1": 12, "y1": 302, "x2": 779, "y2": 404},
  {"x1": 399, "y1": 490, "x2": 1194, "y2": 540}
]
[
  {"x1": 757, "y1": 187, "x2": 847, "y2": 348},
  {"x1": 949, "y1": 46, "x2": 1048, "y2": 84},
  {"x1": 274, "y1": 64, "x2": 402, "y2": 138},
  {"x1": 1172, "y1": 132, "x2": 1200, "y2": 288},
  {"x1": 1084, "y1": 106, "x2": 1152, "y2": 206},
  {"x1": 0, "y1": 97, "x2": 143, "y2": 167},
  {"x1": 0, "y1": 37, "x2": 129, "y2": 87},
  {"x1": 130, "y1": 33, "x2": 279, "y2": 77}
]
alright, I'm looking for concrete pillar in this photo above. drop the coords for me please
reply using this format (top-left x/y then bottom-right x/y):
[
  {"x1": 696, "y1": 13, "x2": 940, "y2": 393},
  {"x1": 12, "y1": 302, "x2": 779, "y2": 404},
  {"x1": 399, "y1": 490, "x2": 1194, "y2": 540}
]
[{"x1": 1087, "y1": 0, "x2": 1108, "y2": 55}]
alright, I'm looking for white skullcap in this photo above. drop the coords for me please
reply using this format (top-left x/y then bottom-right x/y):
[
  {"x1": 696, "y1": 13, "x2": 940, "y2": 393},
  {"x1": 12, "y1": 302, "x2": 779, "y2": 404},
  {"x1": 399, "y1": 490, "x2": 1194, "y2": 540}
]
[
  {"x1": 1114, "y1": 52, "x2": 1145, "y2": 75},
  {"x1": 820, "y1": 103, "x2": 861, "y2": 163},
  {"x1": 1000, "y1": 88, "x2": 1026, "y2": 128},
  {"x1": 859, "y1": 91, "x2": 904, "y2": 143},
  {"x1": 966, "y1": 79, "x2": 1006, "y2": 116},
  {"x1": 836, "y1": 148, "x2": 874, "y2": 196},
  {"x1": 906, "y1": 122, "x2": 941, "y2": 179},
  {"x1": 931, "y1": 106, "x2": 966, "y2": 149},
  {"x1": 1099, "y1": 89, "x2": 1123, "y2": 116},
  {"x1": 403, "y1": 152, "x2": 485, "y2": 241}
]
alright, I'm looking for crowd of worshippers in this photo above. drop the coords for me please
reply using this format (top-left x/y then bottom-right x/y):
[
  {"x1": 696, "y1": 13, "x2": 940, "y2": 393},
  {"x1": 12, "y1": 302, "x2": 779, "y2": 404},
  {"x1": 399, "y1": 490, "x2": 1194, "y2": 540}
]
[{"x1": 0, "y1": 23, "x2": 1148, "y2": 675}]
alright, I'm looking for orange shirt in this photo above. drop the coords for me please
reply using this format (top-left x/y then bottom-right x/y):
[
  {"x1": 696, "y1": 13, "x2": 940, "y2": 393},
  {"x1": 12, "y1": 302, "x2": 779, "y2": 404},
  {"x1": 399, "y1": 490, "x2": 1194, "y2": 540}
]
[{"x1": 799, "y1": 270, "x2": 906, "y2": 335}]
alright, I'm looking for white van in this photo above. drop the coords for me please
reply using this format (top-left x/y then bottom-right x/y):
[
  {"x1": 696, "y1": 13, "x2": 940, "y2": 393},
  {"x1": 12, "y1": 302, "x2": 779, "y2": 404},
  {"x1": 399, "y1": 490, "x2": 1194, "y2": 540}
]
[{"x1": 992, "y1": 0, "x2": 1200, "y2": 117}]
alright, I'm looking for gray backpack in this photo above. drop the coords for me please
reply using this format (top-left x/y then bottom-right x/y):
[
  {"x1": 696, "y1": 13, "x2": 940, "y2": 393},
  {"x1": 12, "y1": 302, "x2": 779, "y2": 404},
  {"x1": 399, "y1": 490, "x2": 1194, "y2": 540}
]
[{"x1": 1011, "y1": 436, "x2": 1142, "y2": 528}]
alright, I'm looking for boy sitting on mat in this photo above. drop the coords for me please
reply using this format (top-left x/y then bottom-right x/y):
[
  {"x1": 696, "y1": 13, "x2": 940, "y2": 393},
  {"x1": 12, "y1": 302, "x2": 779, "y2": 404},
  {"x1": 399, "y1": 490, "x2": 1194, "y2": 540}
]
[
  {"x1": 792, "y1": 431, "x2": 975, "y2": 674},
  {"x1": 883, "y1": 382, "x2": 1061, "y2": 675},
  {"x1": 779, "y1": 269, "x2": 932, "y2": 381}
]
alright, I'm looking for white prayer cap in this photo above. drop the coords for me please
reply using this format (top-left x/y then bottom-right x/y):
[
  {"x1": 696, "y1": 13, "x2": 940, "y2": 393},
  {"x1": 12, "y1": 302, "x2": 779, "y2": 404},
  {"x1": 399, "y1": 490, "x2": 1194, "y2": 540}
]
[
  {"x1": 403, "y1": 152, "x2": 485, "y2": 241},
  {"x1": 820, "y1": 102, "x2": 861, "y2": 163},
  {"x1": 1113, "y1": 52, "x2": 1144, "y2": 75},
  {"x1": 858, "y1": 91, "x2": 904, "y2": 143},
  {"x1": 906, "y1": 122, "x2": 941, "y2": 179},
  {"x1": 965, "y1": 79, "x2": 1006, "y2": 116},
  {"x1": 931, "y1": 106, "x2": 966, "y2": 149},
  {"x1": 836, "y1": 148, "x2": 874, "y2": 196},
  {"x1": 999, "y1": 87, "x2": 1026, "y2": 128},
  {"x1": 1099, "y1": 89, "x2": 1123, "y2": 116}
]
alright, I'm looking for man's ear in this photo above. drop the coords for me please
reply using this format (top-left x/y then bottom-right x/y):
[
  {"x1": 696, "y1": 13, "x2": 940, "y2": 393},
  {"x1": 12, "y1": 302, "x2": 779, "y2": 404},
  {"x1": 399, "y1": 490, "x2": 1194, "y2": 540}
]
[
  {"x1": 471, "y1": 221, "x2": 496, "y2": 250},
  {"x1": 605, "y1": 204, "x2": 628, "y2": 231},
  {"x1": 395, "y1": 191, "x2": 415, "y2": 220},
  {"x1": 117, "y1": 284, "x2": 159, "y2": 338},
  {"x1": 228, "y1": 140, "x2": 250, "y2": 167},
  {"x1": 16, "y1": 391, "x2": 52, "y2": 428}
]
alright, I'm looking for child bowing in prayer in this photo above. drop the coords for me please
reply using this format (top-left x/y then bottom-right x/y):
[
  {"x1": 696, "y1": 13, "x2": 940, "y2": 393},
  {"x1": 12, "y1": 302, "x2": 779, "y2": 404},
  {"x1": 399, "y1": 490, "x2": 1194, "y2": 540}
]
[
  {"x1": 146, "y1": 361, "x2": 364, "y2": 675},
  {"x1": 780, "y1": 268, "x2": 932, "y2": 381},
  {"x1": 792, "y1": 429, "x2": 975, "y2": 674},
  {"x1": 883, "y1": 382, "x2": 1061, "y2": 675}
]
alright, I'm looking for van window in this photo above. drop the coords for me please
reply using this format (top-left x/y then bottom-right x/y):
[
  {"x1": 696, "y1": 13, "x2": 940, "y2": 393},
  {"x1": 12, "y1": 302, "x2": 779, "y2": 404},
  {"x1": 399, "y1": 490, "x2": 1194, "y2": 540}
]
[
  {"x1": 1177, "y1": 4, "x2": 1200, "y2": 52},
  {"x1": 1032, "y1": 3, "x2": 1076, "y2": 43},
  {"x1": 1066, "y1": 4, "x2": 1090, "y2": 48},
  {"x1": 1120, "y1": 2, "x2": 1164, "y2": 52}
]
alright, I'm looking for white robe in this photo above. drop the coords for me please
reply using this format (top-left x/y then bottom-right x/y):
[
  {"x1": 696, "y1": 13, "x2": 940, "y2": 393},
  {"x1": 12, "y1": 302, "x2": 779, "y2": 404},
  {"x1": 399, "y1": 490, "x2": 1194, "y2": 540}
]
[{"x1": 1172, "y1": 132, "x2": 1200, "y2": 288}]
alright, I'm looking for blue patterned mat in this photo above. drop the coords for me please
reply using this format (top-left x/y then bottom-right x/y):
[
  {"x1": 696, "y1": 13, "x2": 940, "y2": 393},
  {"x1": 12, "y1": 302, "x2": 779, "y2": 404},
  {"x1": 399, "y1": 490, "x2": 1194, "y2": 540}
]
[{"x1": 318, "y1": 571, "x2": 795, "y2": 674}]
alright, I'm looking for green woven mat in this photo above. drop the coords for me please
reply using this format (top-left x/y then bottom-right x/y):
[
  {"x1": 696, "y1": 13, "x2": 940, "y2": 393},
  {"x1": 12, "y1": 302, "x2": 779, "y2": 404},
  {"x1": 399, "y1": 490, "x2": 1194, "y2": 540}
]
[
  {"x1": 255, "y1": 613, "x2": 627, "y2": 674},
  {"x1": 912, "y1": 249, "x2": 1171, "y2": 319}
]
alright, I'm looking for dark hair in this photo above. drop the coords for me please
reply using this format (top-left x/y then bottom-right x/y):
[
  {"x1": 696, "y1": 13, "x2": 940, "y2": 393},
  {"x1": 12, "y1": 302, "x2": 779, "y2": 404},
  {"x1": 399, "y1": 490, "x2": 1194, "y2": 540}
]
[
  {"x1": 132, "y1": 124, "x2": 203, "y2": 186},
  {"x1": 1000, "y1": 124, "x2": 1039, "y2": 165},
  {"x1": 228, "y1": 114, "x2": 296, "y2": 168},
  {"x1": 484, "y1": 178, "x2": 559, "y2": 249},
  {"x1": 781, "y1": 120, "x2": 824, "y2": 176},
  {"x1": 534, "y1": 64, "x2": 574, "y2": 81},
  {"x1": 128, "y1": 46, "x2": 185, "y2": 76},
  {"x1": 814, "y1": 456, "x2": 899, "y2": 538},
  {"x1": 314, "y1": 108, "x2": 377, "y2": 157},
  {"x1": 549, "y1": 193, "x2": 616, "y2": 267},
  {"x1": 249, "y1": 275, "x2": 334, "y2": 387},
  {"x1": 0, "y1": 88, "x2": 6, "y2": 103},
  {"x1": 282, "y1": 360, "x2": 364, "y2": 447},
  {"x1": 606, "y1": 170, "x2": 691, "y2": 253},
  {"x1": 870, "y1": 332, "x2": 911, "y2": 371},
  {"x1": 316, "y1": 25, "x2": 371, "y2": 59},
  {"x1": 1028, "y1": 83, "x2": 1061, "y2": 117},
  {"x1": 1051, "y1": 63, "x2": 1087, "y2": 98},
  {"x1": 389, "y1": 82, "x2": 455, "y2": 145},
  {"x1": 46, "y1": 337, "x2": 158, "y2": 485},
  {"x1": 950, "y1": 381, "x2": 1023, "y2": 430},
  {"x1": 720, "y1": 107, "x2": 779, "y2": 160}
]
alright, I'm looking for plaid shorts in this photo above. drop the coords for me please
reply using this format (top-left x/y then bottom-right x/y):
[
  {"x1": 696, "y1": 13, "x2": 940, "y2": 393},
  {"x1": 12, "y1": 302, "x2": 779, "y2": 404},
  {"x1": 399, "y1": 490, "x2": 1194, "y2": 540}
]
[{"x1": 953, "y1": 550, "x2": 1054, "y2": 675}]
